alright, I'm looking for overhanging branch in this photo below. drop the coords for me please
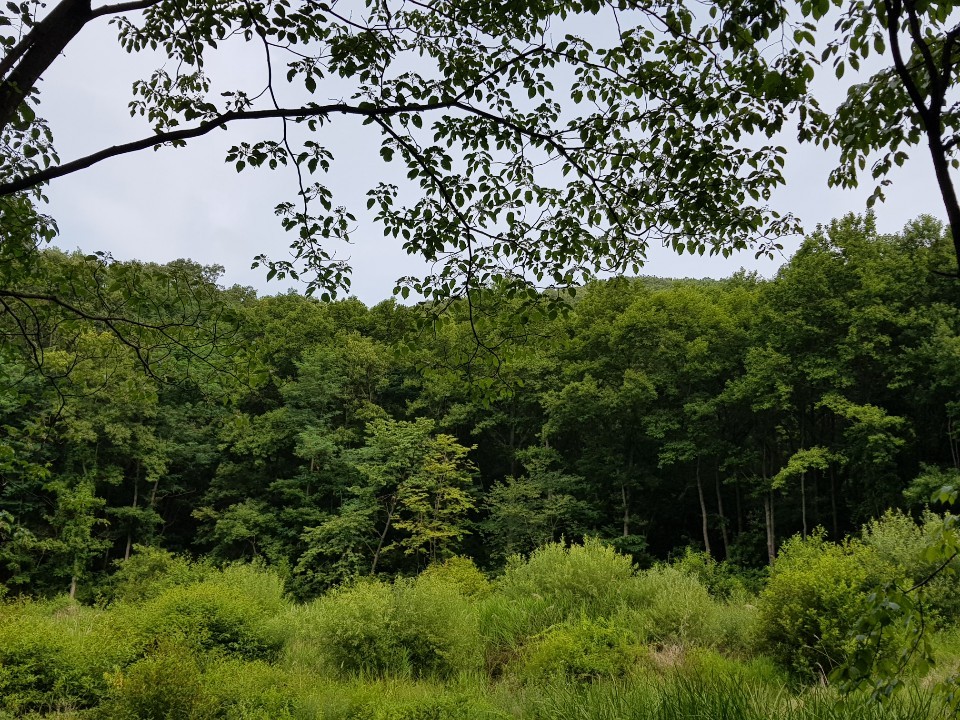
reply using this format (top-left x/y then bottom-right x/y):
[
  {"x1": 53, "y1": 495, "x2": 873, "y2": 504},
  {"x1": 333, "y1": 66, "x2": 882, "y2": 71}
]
[{"x1": 0, "y1": 99, "x2": 457, "y2": 196}]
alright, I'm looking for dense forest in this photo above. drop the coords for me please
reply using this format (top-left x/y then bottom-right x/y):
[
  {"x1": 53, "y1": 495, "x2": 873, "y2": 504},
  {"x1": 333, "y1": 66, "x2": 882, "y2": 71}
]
[
  {"x1": 2, "y1": 212, "x2": 959, "y2": 599},
  {"x1": 3, "y1": 212, "x2": 960, "y2": 719}
]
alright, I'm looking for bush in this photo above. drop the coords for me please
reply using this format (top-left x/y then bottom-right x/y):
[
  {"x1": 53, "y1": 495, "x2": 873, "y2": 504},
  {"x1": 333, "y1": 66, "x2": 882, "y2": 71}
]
[
  {"x1": 756, "y1": 532, "x2": 890, "y2": 679},
  {"x1": 633, "y1": 565, "x2": 724, "y2": 647},
  {"x1": 496, "y1": 539, "x2": 644, "y2": 624},
  {"x1": 0, "y1": 599, "x2": 127, "y2": 715},
  {"x1": 119, "y1": 577, "x2": 287, "y2": 661},
  {"x1": 201, "y1": 658, "x2": 297, "y2": 720},
  {"x1": 105, "y1": 546, "x2": 213, "y2": 604},
  {"x1": 514, "y1": 614, "x2": 645, "y2": 682},
  {"x1": 301, "y1": 579, "x2": 407, "y2": 677},
  {"x1": 300, "y1": 573, "x2": 482, "y2": 679},
  {"x1": 860, "y1": 509, "x2": 960, "y2": 626},
  {"x1": 671, "y1": 548, "x2": 763, "y2": 598},
  {"x1": 391, "y1": 573, "x2": 483, "y2": 677},
  {"x1": 418, "y1": 556, "x2": 490, "y2": 599},
  {"x1": 95, "y1": 641, "x2": 216, "y2": 720}
]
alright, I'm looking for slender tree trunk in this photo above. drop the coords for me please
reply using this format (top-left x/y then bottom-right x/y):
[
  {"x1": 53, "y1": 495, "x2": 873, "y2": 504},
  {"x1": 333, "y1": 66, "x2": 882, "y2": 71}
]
[
  {"x1": 829, "y1": 466, "x2": 839, "y2": 539},
  {"x1": 762, "y1": 444, "x2": 775, "y2": 565},
  {"x1": 925, "y1": 128, "x2": 960, "y2": 272},
  {"x1": 370, "y1": 496, "x2": 397, "y2": 575},
  {"x1": 763, "y1": 492, "x2": 776, "y2": 566},
  {"x1": 696, "y1": 457, "x2": 711, "y2": 557},
  {"x1": 800, "y1": 471, "x2": 807, "y2": 540},
  {"x1": 149, "y1": 474, "x2": 161, "y2": 509},
  {"x1": 715, "y1": 468, "x2": 729, "y2": 560},
  {"x1": 735, "y1": 478, "x2": 743, "y2": 535},
  {"x1": 125, "y1": 472, "x2": 139, "y2": 561},
  {"x1": 123, "y1": 460, "x2": 142, "y2": 561},
  {"x1": 69, "y1": 573, "x2": 77, "y2": 600},
  {"x1": 622, "y1": 446, "x2": 634, "y2": 537},
  {"x1": 621, "y1": 483, "x2": 630, "y2": 537},
  {"x1": 949, "y1": 417, "x2": 959, "y2": 470}
]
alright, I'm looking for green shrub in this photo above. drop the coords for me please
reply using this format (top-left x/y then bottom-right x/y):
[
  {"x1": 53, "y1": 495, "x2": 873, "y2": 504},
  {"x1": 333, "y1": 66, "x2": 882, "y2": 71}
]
[
  {"x1": 300, "y1": 574, "x2": 481, "y2": 679},
  {"x1": 633, "y1": 565, "x2": 724, "y2": 647},
  {"x1": 392, "y1": 573, "x2": 483, "y2": 678},
  {"x1": 211, "y1": 562, "x2": 288, "y2": 617},
  {"x1": 671, "y1": 548, "x2": 763, "y2": 598},
  {"x1": 477, "y1": 592, "x2": 550, "y2": 675},
  {"x1": 0, "y1": 611, "x2": 78, "y2": 714},
  {"x1": 0, "y1": 599, "x2": 127, "y2": 715},
  {"x1": 514, "y1": 614, "x2": 646, "y2": 682},
  {"x1": 201, "y1": 658, "x2": 297, "y2": 720},
  {"x1": 419, "y1": 556, "x2": 491, "y2": 599},
  {"x1": 95, "y1": 641, "x2": 216, "y2": 720},
  {"x1": 121, "y1": 579, "x2": 286, "y2": 661},
  {"x1": 295, "y1": 680, "x2": 490, "y2": 720},
  {"x1": 303, "y1": 579, "x2": 407, "y2": 677},
  {"x1": 105, "y1": 546, "x2": 213, "y2": 604},
  {"x1": 756, "y1": 532, "x2": 891, "y2": 680},
  {"x1": 861, "y1": 509, "x2": 960, "y2": 626},
  {"x1": 495, "y1": 539, "x2": 643, "y2": 624}
]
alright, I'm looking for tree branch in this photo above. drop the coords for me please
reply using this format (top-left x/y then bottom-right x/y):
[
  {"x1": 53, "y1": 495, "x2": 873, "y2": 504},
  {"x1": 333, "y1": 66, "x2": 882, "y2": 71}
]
[
  {"x1": 0, "y1": 0, "x2": 94, "y2": 132},
  {"x1": 0, "y1": 288, "x2": 187, "y2": 330},
  {"x1": 902, "y1": 0, "x2": 943, "y2": 106},
  {"x1": 884, "y1": 0, "x2": 934, "y2": 129},
  {"x1": 0, "y1": 99, "x2": 457, "y2": 196},
  {"x1": 89, "y1": 0, "x2": 162, "y2": 19}
]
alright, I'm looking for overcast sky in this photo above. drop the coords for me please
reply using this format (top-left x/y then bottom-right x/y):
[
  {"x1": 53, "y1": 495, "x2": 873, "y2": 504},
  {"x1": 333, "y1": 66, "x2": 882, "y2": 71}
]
[{"x1": 35, "y1": 9, "x2": 947, "y2": 306}]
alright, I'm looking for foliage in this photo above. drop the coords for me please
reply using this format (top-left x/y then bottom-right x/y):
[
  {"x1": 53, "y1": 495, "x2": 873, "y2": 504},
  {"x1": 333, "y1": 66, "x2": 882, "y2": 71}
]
[
  {"x1": 298, "y1": 572, "x2": 482, "y2": 679},
  {"x1": 632, "y1": 565, "x2": 719, "y2": 646},
  {"x1": 114, "y1": 567, "x2": 289, "y2": 661},
  {"x1": 297, "y1": 418, "x2": 477, "y2": 586},
  {"x1": 514, "y1": 615, "x2": 646, "y2": 682},
  {"x1": 671, "y1": 548, "x2": 763, "y2": 599},
  {"x1": 0, "y1": 0, "x2": 812, "y2": 307},
  {"x1": 801, "y1": 0, "x2": 960, "y2": 274},
  {"x1": 95, "y1": 641, "x2": 216, "y2": 720},
  {"x1": 860, "y1": 509, "x2": 960, "y2": 625},
  {"x1": 757, "y1": 532, "x2": 892, "y2": 680},
  {"x1": 104, "y1": 546, "x2": 214, "y2": 604},
  {"x1": 1, "y1": 543, "x2": 959, "y2": 718},
  {"x1": 495, "y1": 539, "x2": 644, "y2": 626},
  {"x1": 418, "y1": 556, "x2": 491, "y2": 599}
]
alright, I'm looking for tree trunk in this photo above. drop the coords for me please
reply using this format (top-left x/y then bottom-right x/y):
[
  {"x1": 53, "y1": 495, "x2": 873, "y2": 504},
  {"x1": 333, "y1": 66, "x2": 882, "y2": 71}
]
[
  {"x1": 370, "y1": 496, "x2": 397, "y2": 575},
  {"x1": 800, "y1": 471, "x2": 807, "y2": 540},
  {"x1": 0, "y1": 0, "x2": 94, "y2": 132},
  {"x1": 829, "y1": 466, "x2": 839, "y2": 539},
  {"x1": 696, "y1": 457, "x2": 711, "y2": 557},
  {"x1": 124, "y1": 461, "x2": 140, "y2": 561},
  {"x1": 763, "y1": 492, "x2": 776, "y2": 566},
  {"x1": 735, "y1": 478, "x2": 743, "y2": 535},
  {"x1": 949, "y1": 417, "x2": 959, "y2": 470},
  {"x1": 69, "y1": 574, "x2": 77, "y2": 600},
  {"x1": 925, "y1": 125, "x2": 960, "y2": 273},
  {"x1": 621, "y1": 483, "x2": 630, "y2": 537},
  {"x1": 715, "y1": 469, "x2": 729, "y2": 559}
]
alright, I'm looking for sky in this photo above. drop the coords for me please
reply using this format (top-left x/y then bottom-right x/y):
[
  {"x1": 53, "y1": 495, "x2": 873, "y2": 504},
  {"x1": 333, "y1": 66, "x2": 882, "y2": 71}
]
[{"x1": 34, "y1": 6, "x2": 948, "y2": 306}]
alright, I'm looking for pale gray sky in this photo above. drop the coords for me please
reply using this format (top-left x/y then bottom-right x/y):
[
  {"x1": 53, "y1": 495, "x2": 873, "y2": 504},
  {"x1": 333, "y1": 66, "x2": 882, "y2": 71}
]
[{"x1": 37, "y1": 9, "x2": 947, "y2": 305}]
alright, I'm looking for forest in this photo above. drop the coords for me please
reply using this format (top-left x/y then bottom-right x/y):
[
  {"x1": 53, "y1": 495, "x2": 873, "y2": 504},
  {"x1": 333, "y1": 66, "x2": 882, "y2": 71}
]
[{"x1": 2, "y1": 212, "x2": 960, "y2": 718}]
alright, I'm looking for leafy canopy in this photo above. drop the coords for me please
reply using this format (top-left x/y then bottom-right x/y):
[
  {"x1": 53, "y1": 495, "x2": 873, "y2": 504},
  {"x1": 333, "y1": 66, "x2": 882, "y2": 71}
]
[{"x1": 0, "y1": 0, "x2": 811, "y2": 305}]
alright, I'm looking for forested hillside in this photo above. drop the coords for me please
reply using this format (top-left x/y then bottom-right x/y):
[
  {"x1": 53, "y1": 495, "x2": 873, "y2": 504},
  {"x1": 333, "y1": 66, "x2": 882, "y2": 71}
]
[{"x1": 2, "y1": 212, "x2": 958, "y2": 600}]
